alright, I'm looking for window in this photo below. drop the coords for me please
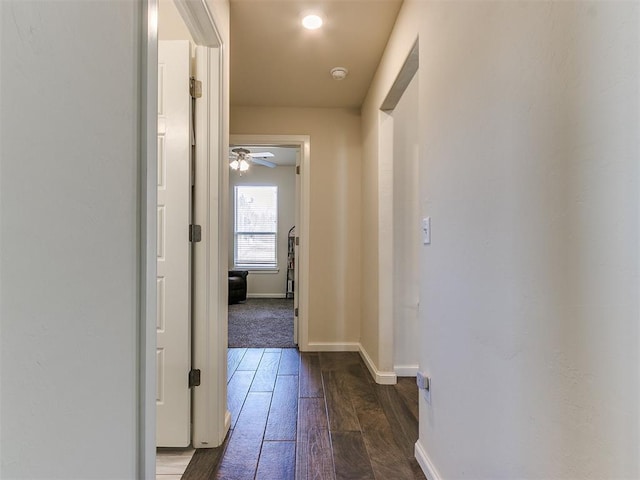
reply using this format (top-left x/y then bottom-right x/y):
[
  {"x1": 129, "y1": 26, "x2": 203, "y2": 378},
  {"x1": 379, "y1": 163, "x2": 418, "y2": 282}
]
[{"x1": 234, "y1": 186, "x2": 278, "y2": 268}]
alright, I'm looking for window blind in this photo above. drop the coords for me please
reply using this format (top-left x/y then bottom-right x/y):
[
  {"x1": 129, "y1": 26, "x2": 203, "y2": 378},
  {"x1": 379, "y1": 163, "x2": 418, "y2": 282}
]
[{"x1": 234, "y1": 186, "x2": 278, "y2": 267}]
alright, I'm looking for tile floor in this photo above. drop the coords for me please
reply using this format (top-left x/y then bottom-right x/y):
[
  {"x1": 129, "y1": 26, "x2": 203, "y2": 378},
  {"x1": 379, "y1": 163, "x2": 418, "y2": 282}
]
[{"x1": 156, "y1": 447, "x2": 195, "y2": 480}]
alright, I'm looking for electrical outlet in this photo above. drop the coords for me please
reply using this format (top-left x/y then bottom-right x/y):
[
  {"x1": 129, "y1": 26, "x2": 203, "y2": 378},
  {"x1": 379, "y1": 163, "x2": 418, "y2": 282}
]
[{"x1": 416, "y1": 371, "x2": 430, "y2": 391}]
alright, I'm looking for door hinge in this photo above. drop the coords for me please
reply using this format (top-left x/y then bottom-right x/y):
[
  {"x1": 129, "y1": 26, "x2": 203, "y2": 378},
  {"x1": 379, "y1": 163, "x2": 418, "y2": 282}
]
[
  {"x1": 189, "y1": 224, "x2": 202, "y2": 243},
  {"x1": 295, "y1": 236, "x2": 299, "y2": 246},
  {"x1": 189, "y1": 369, "x2": 201, "y2": 388},
  {"x1": 296, "y1": 165, "x2": 300, "y2": 175},
  {"x1": 190, "y1": 77, "x2": 202, "y2": 98},
  {"x1": 294, "y1": 307, "x2": 299, "y2": 317}
]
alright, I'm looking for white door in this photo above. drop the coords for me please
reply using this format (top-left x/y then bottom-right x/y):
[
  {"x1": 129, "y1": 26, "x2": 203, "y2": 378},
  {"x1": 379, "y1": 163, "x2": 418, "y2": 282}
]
[{"x1": 157, "y1": 40, "x2": 191, "y2": 447}]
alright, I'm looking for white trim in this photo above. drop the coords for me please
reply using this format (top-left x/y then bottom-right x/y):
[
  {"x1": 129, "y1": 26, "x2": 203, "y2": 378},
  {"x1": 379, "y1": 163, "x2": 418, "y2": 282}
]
[
  {"x1": 378, "y1": 109, "x2": 395, "y2": 375},
  {"x1": 359, "y1": 344, "x2": 397, "y2": 385},
  {"x1": 191, "y1": 43, "x2": 228, "y2": 448},
  {"x1": 415, "y1": 441, "x2": 441, "y2": 480},
  {"x1": 246, "y1": 293, "x2": 287, "y2": 299},
  {"x1": 394, "y1": 365, "x2": 419, "y2": 377},
  {"x1": 173, "y1": 0, "x2": 221, "y2": 47},
  {"x1": 140, "y1": 0, "x2": 158, "y2": 477},
  {"x1": 306, "y1": 342, "x2": 360, "y2": 352},
  {"x1": 175, "y1": 0, "x2": 228, "y2": 449},
  {"x1": 230, "y1": 135, "x2": 310, "y2": 351}
]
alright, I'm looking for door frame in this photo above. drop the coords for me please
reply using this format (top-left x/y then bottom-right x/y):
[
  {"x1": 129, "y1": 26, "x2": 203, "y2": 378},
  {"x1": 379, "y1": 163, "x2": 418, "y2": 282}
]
[
  {"x1": 191, "y1": 42, "x2": 229, "y2": 448},
  {"x1": 140, "y1": 0, "x2": 228, "y2": 475},
  {"x1": 230, "y1": 134, "x2": 311, "y2": 351}
]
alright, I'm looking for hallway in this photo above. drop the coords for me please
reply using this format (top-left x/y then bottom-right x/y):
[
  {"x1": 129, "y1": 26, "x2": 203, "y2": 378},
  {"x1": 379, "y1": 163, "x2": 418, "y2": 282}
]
[{"x1": 182, "y1": 348, "x2": 425, "y2": 479}]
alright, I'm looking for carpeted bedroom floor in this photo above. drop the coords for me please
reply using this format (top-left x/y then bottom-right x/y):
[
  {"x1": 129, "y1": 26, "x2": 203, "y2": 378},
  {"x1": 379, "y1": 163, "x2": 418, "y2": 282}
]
[{"x1": 228, "y1": 298, "x2": 295, "y2": 348}]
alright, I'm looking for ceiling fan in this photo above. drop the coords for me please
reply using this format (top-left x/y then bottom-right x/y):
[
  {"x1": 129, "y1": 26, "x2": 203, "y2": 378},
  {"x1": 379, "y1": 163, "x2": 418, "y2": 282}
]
[{"x1": 230, "y1": 147, "x2": 276, "y2": 172}]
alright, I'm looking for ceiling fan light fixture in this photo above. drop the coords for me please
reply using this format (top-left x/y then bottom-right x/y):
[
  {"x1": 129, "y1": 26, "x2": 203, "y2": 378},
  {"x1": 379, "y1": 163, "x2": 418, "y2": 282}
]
[
  {"x1": 302, "y1": 14, "x2": 323, "y2": 30},
  {"x1": 230, "y1": 159, "x2": 240, "y2": 170},
  {"x1": 239, "y1": 159, "x2": 250, "y2": 172},
  {"x1": 330, "y1": 67, "x2": 348, "y2": 80}
]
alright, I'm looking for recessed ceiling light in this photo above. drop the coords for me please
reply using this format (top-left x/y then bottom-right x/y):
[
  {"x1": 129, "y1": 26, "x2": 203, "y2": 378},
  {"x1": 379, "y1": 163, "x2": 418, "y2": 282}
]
[{"x1": 302, "y1": 14, "x2": 323, "y2": 30}]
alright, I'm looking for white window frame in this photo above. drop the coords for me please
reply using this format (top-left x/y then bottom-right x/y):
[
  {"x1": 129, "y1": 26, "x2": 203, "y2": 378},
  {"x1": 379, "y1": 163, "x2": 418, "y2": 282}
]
[{"x1": 234, "y1": 185, "x2": 278, "y2": 270}]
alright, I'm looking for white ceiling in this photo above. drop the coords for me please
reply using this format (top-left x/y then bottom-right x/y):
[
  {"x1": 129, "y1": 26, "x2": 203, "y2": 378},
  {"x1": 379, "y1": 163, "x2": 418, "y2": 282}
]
[{"x1": 230, "y1": 0, "x2": 403, "y2": 108}]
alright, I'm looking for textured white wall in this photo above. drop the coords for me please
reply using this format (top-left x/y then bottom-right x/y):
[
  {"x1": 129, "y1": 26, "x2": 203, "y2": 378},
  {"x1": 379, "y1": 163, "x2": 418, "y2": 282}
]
[
  {"x1": 364, "y1": 0, "x2": 640, "y2": 477},
  {"x1": 229, "y1": 165, "x2": 296, "y2": 297},
  {"x1": 0, "y1": 1, "x2": 142, "y2": 477},
  {"x1": 392, "y1": 73, "x2": 420, "y2": 373}
]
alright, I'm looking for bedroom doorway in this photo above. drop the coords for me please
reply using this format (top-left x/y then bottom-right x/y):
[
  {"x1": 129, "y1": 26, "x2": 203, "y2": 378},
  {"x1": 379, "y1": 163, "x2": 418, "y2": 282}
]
[
  {"x1": 228, "y1": 135, "x2": 310, "y2": 351},
  {"x1": 227, "y1": 144, "x2": 299, "y2": 349}
]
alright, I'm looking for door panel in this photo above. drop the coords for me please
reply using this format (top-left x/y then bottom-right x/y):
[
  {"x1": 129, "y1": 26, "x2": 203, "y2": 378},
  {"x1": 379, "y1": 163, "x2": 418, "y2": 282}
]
[{"x1": 156, "y1": 40, "x2": 191, "y2": 448}]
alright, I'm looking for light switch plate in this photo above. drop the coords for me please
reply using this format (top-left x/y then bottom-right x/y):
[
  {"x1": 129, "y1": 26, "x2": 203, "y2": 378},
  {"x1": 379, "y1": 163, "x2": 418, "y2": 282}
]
[{"x1": 422, "y1": 217, "x2": 431, "y2": 244}]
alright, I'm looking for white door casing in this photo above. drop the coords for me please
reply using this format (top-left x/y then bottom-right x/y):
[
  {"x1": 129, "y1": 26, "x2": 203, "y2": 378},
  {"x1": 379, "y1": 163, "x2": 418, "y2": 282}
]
[
  {"x1": 293, "y1": 149, "x2": 301, "y2": 345},
  {"x1": 191, "y1": 44, "x2": 231, "y2": 448},
  {"x1": 157, "y1": 40, "x2": 191, "y2": 447}
]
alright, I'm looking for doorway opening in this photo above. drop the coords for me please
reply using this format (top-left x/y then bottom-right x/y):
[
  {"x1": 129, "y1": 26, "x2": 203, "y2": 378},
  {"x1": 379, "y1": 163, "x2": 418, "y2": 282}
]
[
  {"x1": 229, "y1": 134, "x2": 311, "y2": 354},
  {"x1": 151, "y1": 0, "x2": 228, "y2": 473},
  {"x1": 378, "y1": 39, "x2": 420, "y2": 379},
  {"x1": 227, "y1": 145, "x2": 299, "y2": 350}
]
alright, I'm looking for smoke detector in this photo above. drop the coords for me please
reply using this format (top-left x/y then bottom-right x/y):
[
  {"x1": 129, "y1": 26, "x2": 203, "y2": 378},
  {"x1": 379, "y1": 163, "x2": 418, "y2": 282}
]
[{"x1": 330, "y1": 67, "x2": 349, "y2": 80}]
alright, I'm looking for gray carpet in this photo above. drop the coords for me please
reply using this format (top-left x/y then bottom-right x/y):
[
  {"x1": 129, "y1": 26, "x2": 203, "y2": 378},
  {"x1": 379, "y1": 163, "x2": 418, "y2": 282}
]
[{"x1": 228, "y1": 298, "x2": 295, "y2": 348}]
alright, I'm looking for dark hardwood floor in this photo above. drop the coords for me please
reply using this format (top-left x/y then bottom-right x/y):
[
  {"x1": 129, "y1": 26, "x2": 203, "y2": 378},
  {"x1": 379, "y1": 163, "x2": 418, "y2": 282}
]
[{"x1": 183, "y1": 348, "x2": 426, "y2": 480}]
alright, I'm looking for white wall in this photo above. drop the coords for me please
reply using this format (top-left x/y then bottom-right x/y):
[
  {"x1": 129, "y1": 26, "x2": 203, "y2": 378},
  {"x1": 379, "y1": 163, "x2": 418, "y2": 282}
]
[
  {"x1": 158, "y1": 0, "x2": 194, "y2": 42},
  {"x1": 0, "y1": 1, "x2": 143, "y2": 477},
  {"x1": 392, "y1": 73, "x2": 419, "y2": 374},
  {"x1": 364, "y1": 1, "x2": 639, "y2": 478},
  {"x1": 229, "y1": 164, "x2": 296, "y2": 297}
]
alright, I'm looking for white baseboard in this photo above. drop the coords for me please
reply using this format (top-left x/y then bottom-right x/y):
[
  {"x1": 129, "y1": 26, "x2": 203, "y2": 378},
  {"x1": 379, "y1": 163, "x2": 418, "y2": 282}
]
[
  {"x1": 394, "y1": 364, "x2": 419, "y2": 377},
  {"x1": 306, "y1": 342, "x2": 360, "y2": 352},
  {"x1": 246, "y1": 293, "x2": 287, "y2": 299},
  {"x1": 415, "y1": 440, "x2": 441, "y2": 480},
  {"x1": 358, "y1": 344, "x2": 397, "y2": 385}
]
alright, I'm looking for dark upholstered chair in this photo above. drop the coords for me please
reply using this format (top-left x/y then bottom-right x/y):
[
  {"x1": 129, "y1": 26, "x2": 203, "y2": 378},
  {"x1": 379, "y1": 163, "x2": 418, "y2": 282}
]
[{"x1": 228, "y1": 270, "x2": 248, "y2": 304}]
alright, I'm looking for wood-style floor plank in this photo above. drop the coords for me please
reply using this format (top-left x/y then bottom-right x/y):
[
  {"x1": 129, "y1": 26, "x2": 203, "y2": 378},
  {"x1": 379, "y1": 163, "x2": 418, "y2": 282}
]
[
  {"x1": 215, "y1": 392, "x2": 271, "y2": 480},
  {"x1": 337, "y1": 364, "x2": 416, "y2": 479},
  {"x1": 318, "y1": 351, "x2": 362, "y2": 371},
  {"x1": 227, "y1": 347, "x2": 246, "y2": 383},
  {"x1": 305, "y1": 427, "x2": 335, "y2": 480},
  {"x1": 250, "y1": 351, "x2": 281, "y2": 392},
  {"x1": 331, "y1": 431, "x2": 375, "y2": 480},
  {"x1": 296, "y1": 397, "x2": 332, "y2": 480},
  {"x1": 322, "y1": 369, "x2": 360, "y2": 432},
  {"x1": 375, "y1": 383, "x2": 420, "y2": 459},
  {"x1": 226, "y1": 370, "x2": 255, "y2": 429},
  {"x1": 278, "y1": 348, "x2": 300, "y2": 375},
  {"x1": 191, "y1": 349, "x2": 425, "y2": 480},
  {"x1": 395, "y1": 376, "x2": 420, "y2": 421},
  {"x1": 181, "y1": 446, "x2": 225, "y2": 480},
  {"x1": 265, "y1": 374, "x2": 299, "y2": 441},
  {"x1": 255, "y1": 441, "x2": 296, "y2": 480},
  {"x1": 237, "y1": 348, "x2": 264, "y2": 371},
  {"x1": 299, "y1": 352, "x2": 323, "y2": 398}
]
